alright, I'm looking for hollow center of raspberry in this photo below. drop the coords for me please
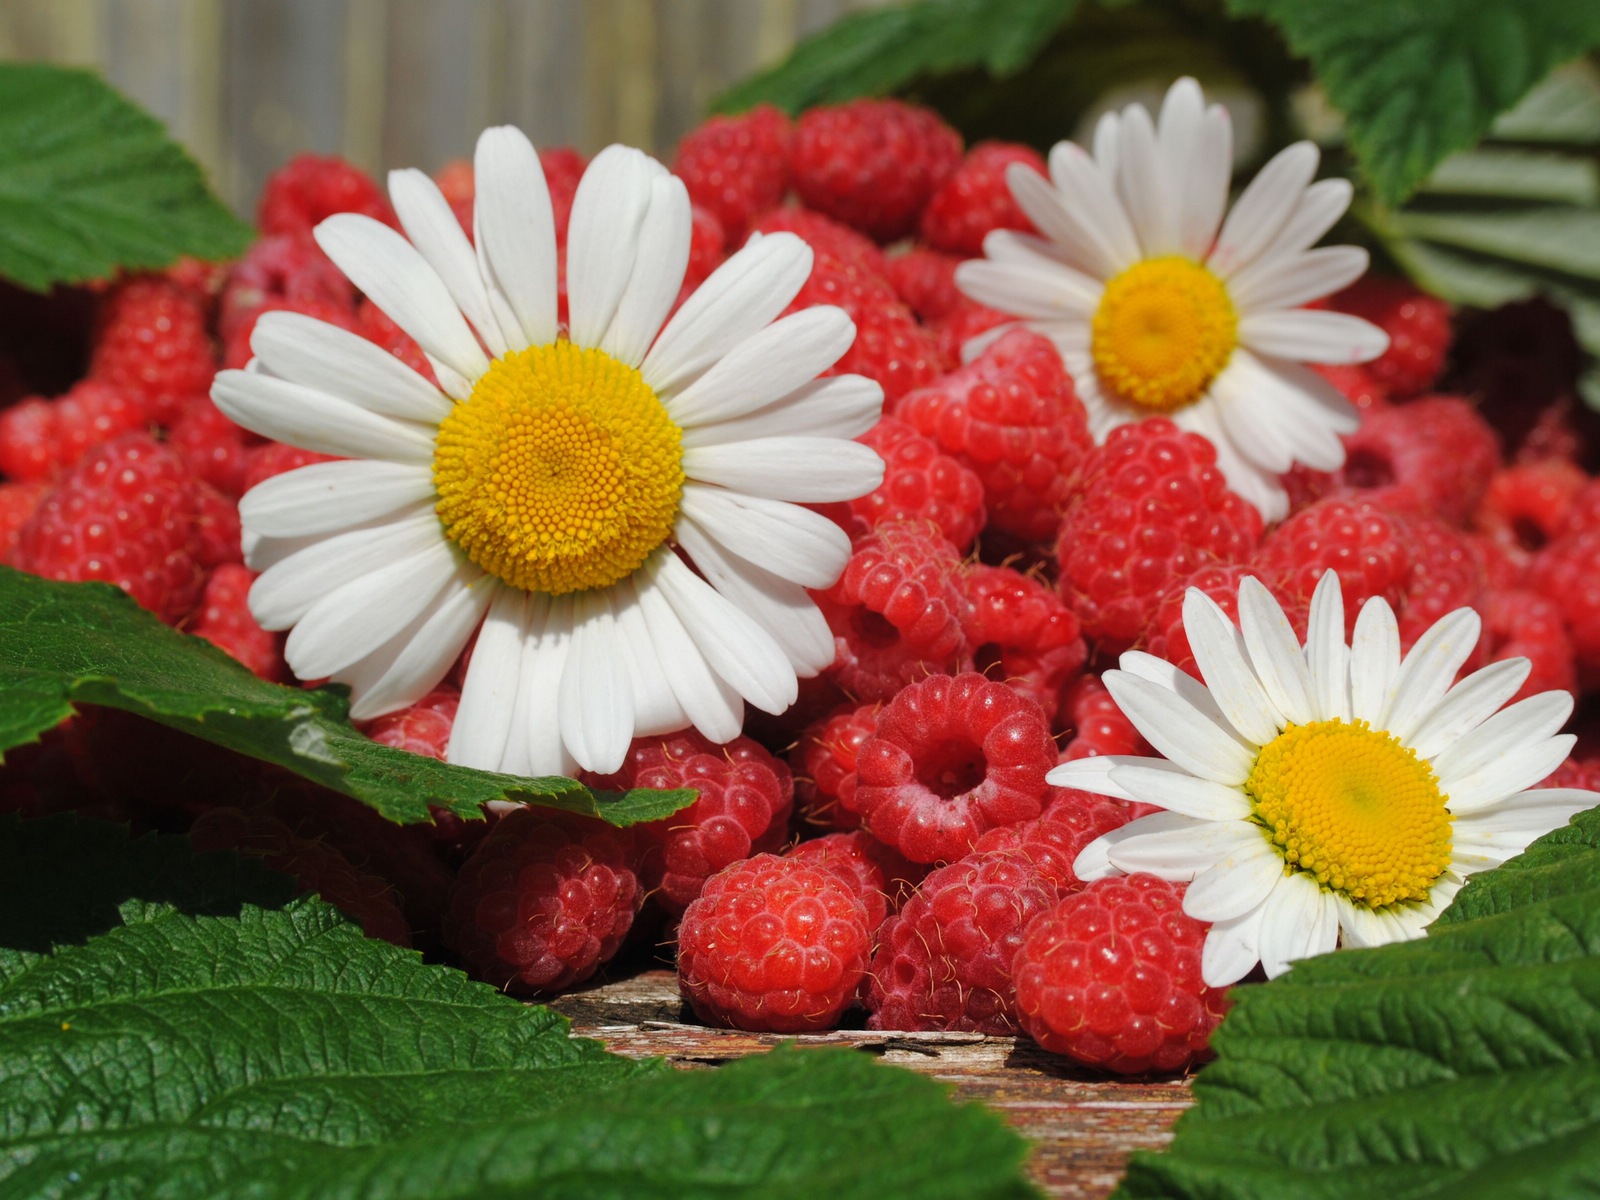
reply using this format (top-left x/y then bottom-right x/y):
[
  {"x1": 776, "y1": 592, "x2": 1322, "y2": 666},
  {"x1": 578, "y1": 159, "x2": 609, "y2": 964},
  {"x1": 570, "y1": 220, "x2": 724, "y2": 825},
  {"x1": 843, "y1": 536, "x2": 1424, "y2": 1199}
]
[
  {"x1": 1244, "y1": 717, "x2": 1452, "y2": 909},
  {"x1": 913, "y1": 738, "x2": 987, "y2": 800},
  {"x1": 1341, "y1": 447, "x2": 1395, "y2": 490},
  {"x1": 432, "y1": 341, "x2": 684, "y2": 595},
  {"x1": 1090, "y1": 256, "x2": 1237, "y2": 413}
]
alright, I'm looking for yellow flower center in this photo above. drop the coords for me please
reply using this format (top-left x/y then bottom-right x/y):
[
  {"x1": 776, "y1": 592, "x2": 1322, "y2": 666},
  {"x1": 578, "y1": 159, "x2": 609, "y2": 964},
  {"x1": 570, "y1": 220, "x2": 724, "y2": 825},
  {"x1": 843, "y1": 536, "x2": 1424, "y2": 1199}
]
[
  {"x1": 432, "y1": 341, "x2": 684, "y2": 596},
  {"x1": 1090, "y1": 256, "x2": 1237, "y2": 412},
  {"x1": 1244, "y1": 718, "x2": 1453, "y2": 910}
]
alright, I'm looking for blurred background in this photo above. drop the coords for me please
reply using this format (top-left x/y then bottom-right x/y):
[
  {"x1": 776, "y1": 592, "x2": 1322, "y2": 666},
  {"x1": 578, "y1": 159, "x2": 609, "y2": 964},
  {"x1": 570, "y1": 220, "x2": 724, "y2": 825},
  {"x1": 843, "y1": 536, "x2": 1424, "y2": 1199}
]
[{"x1": 0, "y1": 0, "x2": 892, "y2": 211}]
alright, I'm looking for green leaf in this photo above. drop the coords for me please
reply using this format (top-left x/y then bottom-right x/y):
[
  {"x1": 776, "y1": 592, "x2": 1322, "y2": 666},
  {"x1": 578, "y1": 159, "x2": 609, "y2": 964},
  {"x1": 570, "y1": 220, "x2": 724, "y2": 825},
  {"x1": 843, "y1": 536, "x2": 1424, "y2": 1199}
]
[
  {"x1": 712, "y1": 0, "x2": 1080, "y2": 115},
  {"x1": 0, "y1": 817, "x2": 1038, "y2": 1200},
  {"x1": 0, "y1": 63, "x2": 250, "y2": 291},
  {"x1": 1419, "y1": 149, "x2": 1600, "y2": 206},
  {"x1": 1223, "y1": 0, "x2": 1600, "y2": 205},
  {"x1": 1394, "y1": 207, "x2": 1600, "y2": 281},
  {"x1": 0, "y1": 568, "x2": 692, "y2": 827},
  {"x1": 1115, "y1": 805, "x2": 1600, "y2": 1200}
]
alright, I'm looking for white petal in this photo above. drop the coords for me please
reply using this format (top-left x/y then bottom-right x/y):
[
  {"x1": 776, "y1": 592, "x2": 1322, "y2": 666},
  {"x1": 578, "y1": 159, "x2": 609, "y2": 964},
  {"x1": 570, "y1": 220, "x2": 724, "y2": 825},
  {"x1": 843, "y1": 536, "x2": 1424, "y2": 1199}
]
[
  {"x1": 1444, "y1": 734, "x2": 1576, "y2": 815},
  {"x1": 1201, "y1": 902, "x2": 1268, "y2": 987},
  {"x1": 954, "y1": 258, "x2": 1100, "y2": 320},
  {"x1": 981, "y1": 228, "x2": 1078, "y2": 270},
  {"x1": 565, "y1": 144, "x2": 657, "y2": 349},
  {"x1": 496, "y1": 594, "x2": 549, "y2": 778},
  {"x1": 558, "y1": 589, "x2": 635, "y2": 774},
  {"x1": 445, "y1": 585, "x2": 526, "y2": 771},
  {"x1": 1406, "y1": 658, "x2": 1532, "y2": 761},
  {"x1": 521, "y1": 596, "x2": 580, "y2": 779},
  {"x1": 1046, "y1": 754, "x2": 1143, "y2": 801},
  {"x1": 474, "y1": 125, "x2": 558, "y2": 348},
  {"x1": 1257, "y1": 872, "x2": 1337, "y2": 978},
  {"x1": 1185, "y1": 837, "x2": 1284, "y2": 923},
  {"x1": 1304, "y1": 570, "x2": 1350, "y2": 721},
  {"x1": 239, "y1": 460, "x2": 436, "y2": 539},
  {"x1": 344, "y1": 570, "x2": 493, "y2": 719},
  {"x1": 1336, "y1": 898, "x2": 1393, "y2": 949},
  {"x1": 1208, "y1": 142, "x2": 1319, "y2": 278},
  {"x1": 1178, "y1": 105, "x2": 1232, "y2": 259},
  {"x1": 213, "y1": 370, "x2": 434, "y2": 464},
  {"x1": 1103, "y1": 670, "x2": 1256, "y2": 785},
  {"x1": 601, "y1": 173, "x2": 691, "y2": 367},
  {"x1": 1433, "y1": 690, "x2": 1575, "y2": 798},
  {"x1": 249, "y1": 311, "x2": 453, "y2": 424},
  {"x1": 1107, "y1": 759, "x2": 1252, "y2": 820},
  {"x1": 1210, "y1": 349, "x2": 1358, "y2": 471},
  {"x1": 1350, "y1": 597, "x2": 1402, "y2": 725},
  {"x1": 1105, "y1": 812, "x2": 1259, "y2": 877},
  {"x1": 1239, "y1": 309, "x2": 1390, "y2": 365},
  {"x1": 249, "y1": 506, "x2": 440, "y2": 630},
  {"x1": 1115, "y1": 101, "x2": 1177, "y2": 256},
  {"x1": 1038, "y1": 143, "x2": 1140, "y2": 276},
  {"x1": 1258, "y1": 178, "x2": 1354, "y2": 262},
  {"x1": 1118, "y1": 650, "x2": 1246, "y2": 740},
  {"x1": 646, "y1": 550, "x2": 797, "y2": 715},
  {"x1": 634, "y1": 568, "x2": 745, "y2": 743},
  {"x1": 665, "y1": 306, "x2": 856, "y2": 427},
  {"x1": 612, "y1": 576, "x2": 689, "y2": 738},
  {"x1": 679, "y1": 375, "x2": 883, "y2": 448},
  {"x1": 1090, "y1": 111, "x2": 1120, "y2": 176},
  {"x1": 1228, "y1": 246, "x2": 1370, "y2": 315},
  {"x1": 677, "y1": 483, "x2": 850, "y2": 589},
  {"x1": 642, "y1": 233, "x2": 812, "y2": 395},
  {"x1": 314, "y1": 213, "x2": 489, "y2": 382},
  {"x1": 1452, "y1": 788, "x2": 1598, "y2": 865},
  {"x1": 1184, "y1": 587, "x2": 1284, "y2": 745},
  {"x1": 1172, "y1": 399, "x2": 1291, "y2": 522},
  {"x1": 683, "y1": 437, "x2": 883, "y2": 503},
  {"x1": 1074, "y1": 810, "x2": 1197, "y2": 879},
  {"x1": 1238, "y1": 576, "x2": 1315, "y2": 725},
  {"x1": 389, "y1": 167, "x2": 506, "y2": 356},
  {"x1": 1382, "y1": 608, "x2": 1483, "y2": 742}
]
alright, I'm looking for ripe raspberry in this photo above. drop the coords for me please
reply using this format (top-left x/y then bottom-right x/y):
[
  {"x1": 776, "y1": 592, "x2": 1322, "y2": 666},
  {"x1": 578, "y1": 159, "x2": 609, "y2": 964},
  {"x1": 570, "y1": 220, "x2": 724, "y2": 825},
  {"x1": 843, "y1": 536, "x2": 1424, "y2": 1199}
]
[
  {"x1": 192, "y1": 483, "x2": 243, "y2": 570},
  {"x1": 1056, "y1": 419, "x2": 1262, "y2": 653},
  {"x1": 190, "y1": 806, "x2": 412, "y2": 946},
  {"x1": 1527, "y1": 484, "x2": 1600, "y2": 679},
  {"x1": 219, "y1": 233, "x2": 354, "y2": 342},
  {"x1": 433, "y1": 158, "x2": 476, "y2": 233},
  {"x1": 539, "y1": 147, "x2": 588, "y2": 243},
  {"x1": 1142, "y1": 564, "x2": 1307, "y2": 680},
  {"x1": 752, "y1": 207, "x2": 887, "y2": 277},
  {"x1": 853, "y1": 672, "x2": 1054, "y2": 863},
  {"x1": 785, "y1": 830, "x2": 921, "y2": 932},
  {"x1": 256, "y1": 153, "x2": 395, "y2": 237},
  {"x1": 678, "y1": 853, "x2": 871, "y2": 1032},
  {"x1": 223, "y1": 295, "x2": 359, "y2": 371},
  {"x1": 932, "y1": 300, "x2": 1014, "y2": 372},
  {"x1": 672, "y1": 105, "x2": 792, "y2": 241},
  {"x1": 898, "y1": 328, "x2": 1093, "y2": 542},
  {"x1": 167, "y1": 394, "x2": 255, "y2": 497},
  {"x1": 444, "y1": 807, "x2": 642, "y2": 995},
  {"x1": 585, "y1": 731, "x2": 793, "y2": 912},
  {"x1": 89, "y1": 277, "x2": 216, "y2": 424},
  {"x1": 792, "y1": 99, "x2": 963, "y2": 242},
  {"x1": 849, "y1": 417, "x2": 986, "y2": 551},
  {"x1": 362, "y1": 687, "x2": 459, "y2": 759},
  {"x1": 791, "y1": 701, "x2": 879, "y2": 831},
  {"x1": 866, "y1": 846, "x2": 1059, "y2": 1033},
  {"x1": 970, "y1": 787, "x2": 1133, "y2": 894},
  {"x1": 190, "y1": 563, "x2": 283, "y2": 680},
  {"x1": 1538, "y1": 755, "x2": 1600, "y2": 793},
  {"x1": 1472, "y1": 458, "x2": 1588, "y2": 574},
  {"x1": 961, "y1": 564, "x2": 1087, "y2": 724},
  {"x1": 919, "y1": 141, "x2": 1046, "y2": 257},
  {"x1": 1253, "y1": 497, "x2": 1416, "y2": 637},
  {"x1": 1396, "y1": 515, "x2": 1487, "y2": 659},
  {"x1": 814, "y1": 520, "x2": 968, "y2": 703},
  {"x1": 680, "y1": 204, "x2": 728, "y2": 297},
  {"x1": 0, "y1": 380, "x2": 146, "y2": 483},
  {"x1": 1326, "y1": 276, "x2": 1451, "y2": 399},
  {"x1": 884, "y1": 247, "x2": 965, "y2": 323},
  {"x1": 1014, "y1": 874, "x2": 1227, "y2": 1073},
  {"x1": 0, "y1": 396, "x2": 55, "y2": 481},
  {"x1": 1309, "y1": 362, "x2": 1389, "y2": 412},
  {"x1": 241, "y1": 441, "x2": 339, "y2": 491},
  {"x1": 1334, "y1": 395, "x2": 1501, "y2": 524},
  {"x1": 13, "y1": 433, "x2": 204, "y2": 623},
  {"x1": 1059, "y1": 674, "x2": 1152, "y2": 762},
  {"x1": 1485, "y1": 588, "x2": 1576, "y2": 703},
  {"x1": 0, "y1": 480, "x2": 48, "y2": 564}
]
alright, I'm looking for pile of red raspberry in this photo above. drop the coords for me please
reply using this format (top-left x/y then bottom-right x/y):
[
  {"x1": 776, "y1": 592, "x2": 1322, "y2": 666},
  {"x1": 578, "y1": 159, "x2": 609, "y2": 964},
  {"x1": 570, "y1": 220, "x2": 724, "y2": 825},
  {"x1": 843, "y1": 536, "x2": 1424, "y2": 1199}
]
[{"x1": 5, "y1": 100, "x2": 1600, "y2": 1079}]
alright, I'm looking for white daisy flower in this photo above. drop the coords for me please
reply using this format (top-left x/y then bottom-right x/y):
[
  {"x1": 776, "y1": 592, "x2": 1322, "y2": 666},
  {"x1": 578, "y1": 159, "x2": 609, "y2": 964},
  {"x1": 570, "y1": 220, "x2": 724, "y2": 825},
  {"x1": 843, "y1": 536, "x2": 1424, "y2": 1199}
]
[
  {"x1": 214, "y1": 128, "x2": 884, "y2": 778},
  {"x1": 955, "y1": 76, "x2": 1389, "y2": 521},
  {"x1": 1050, "y1": 571, "x2": 1600, "y2": 987}
]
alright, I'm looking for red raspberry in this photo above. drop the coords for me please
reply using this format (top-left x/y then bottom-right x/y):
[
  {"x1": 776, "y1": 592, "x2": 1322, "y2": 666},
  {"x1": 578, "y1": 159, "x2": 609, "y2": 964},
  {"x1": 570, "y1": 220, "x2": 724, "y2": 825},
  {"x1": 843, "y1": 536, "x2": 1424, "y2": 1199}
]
[
  {"x1": 784, "y1": 830, "x2": 922, "y2": 933},
  {"x1": 89, "y1": 277, "x2": 216, "y2": 424},
  {"x1": 1396, "y1": 515, "x2": 1487, "y2": 659},
  {"x1": 223, "y1": 295, "x2": 359, "y2": 371},
  {"x1": 190, "y1": 807, "x2": 412, "y2": 946},
  {"x1": 1326, "y1": 276, "x2": 1452, "y2": 399},
  {"x1": 1310, "y1": 362, "x2": 1389, "y2": 412},
  {"x1": 539, "y1": 147, "x2": 588, "y2": 243},
  {"x1": 1472, "y1": 458, "x2": 1588, "y2": 574},
  {"x1": 970, "y1": 787, "x2": 1133, "y2": 895},
  {"x1": 1527, "y1": 485, "x2": 1600, "y2": 680},
  {"x1": 849, "y1": 417, "x2": 986, "y2": 551},
  {"x1": 433, "y1": 158, "x2": 476, "y2": 233},
  {"x1": 919, "y1": 141, "x2": 1045, "y2": 257},
  {"x1": 1059, "y1": 674, "x2": 1153, "y2": 762},
  {"x1": 586, "y1": 731, "x2": 793, "y2": 912},
  {"x1": 192, "y1": 482, "x2": 243, "y2": 570},
  {"x1": 13, "y1": 433, "x2": 204, "y2": 623},
  {"x1": 240, "y1": 442, "x2": 339, "y2": 492},
  {"x1": 362, "y1": 687, "x2": 459, "y2": 759},
  {"x1": 1485, "y1": 588, "x2": 1576, "y2": 703},
  {"x1": 898, "y1": 328, "x2": 1093, "y2": 542},
  {"x1": 1253, "y1": 497, "x2": 1416, "y2": 637},
  {"x1": 0, "y1": 380, "x2": 147, "y2": 483},
  {"x1": 444, "y1": 807, "x2": 642, "y2": 995},
  {"x1": 680, "y1": 204, "x2": 727, "y2": 296},
  {"x1": 0, "y1": 397, "x2": 55, "y2": 481},
  {"x1": 791, "y1": 701, "x2": 879, "y2": 831},
  {"x1": 354, "y1": 297, "x2": 434, "y2": 381},
  {"x1": 750, "y1": 207, "x2": 888, "y2": 277},
  {"x1": 672, "y1": 105, "x2": 792, "y2": 241},
  {"x1": 866, "y1": 846, "x2": 1059, "y2": 1033},
  {"x1": 932, "y1": 301, "x2": 1014, "y2": 372},
  {"x1": 1142, "y1": 564, "x2": 1307, "y2": 680},
  {"x1": 961, "y1": 564, "x2": 1087, "y2": 724},
  {"x1": 219, "y1": 233, "x2": 354, "y2": 342},
  {"x1": 1014, "y1": 874, "x2": 1227, "y2": 1073},
  {"x1": 884, "y1": 248, "x2": 965, "y2": 323},
  {"x1": 0, "y1": 480, "x2": 48, "y2": 564},
  {"x1": 1538, "y1": 755, "x2": 1600, "y2": 793},
  {"x1": 167, "y1": 394, "x2": 254, "y2": 497},
  {"x1": 257, "y1": 153, "x2": 395, "y2": 238},
  {"x1": 814, "y1": 520, "x2": 968, "y2": 703},
  {"x1": 190, "y1": 563, "x2": 283, "y2": 680},
  {"x1": 1056, "y1": 419, "x2": 1263, "y2": 653},
  {"x1": 678, "y1": 852, "x2": 871, "y2": 1032},
  {"x1": 1334, "y1": 395, "x2": 1501, "y2": 524},
  {"x1": 792, "y1": 99, "x2": 963, "y2": 242},
  {"x1": 853, "y1": 672, "x2": 1054, "y2": 863}
]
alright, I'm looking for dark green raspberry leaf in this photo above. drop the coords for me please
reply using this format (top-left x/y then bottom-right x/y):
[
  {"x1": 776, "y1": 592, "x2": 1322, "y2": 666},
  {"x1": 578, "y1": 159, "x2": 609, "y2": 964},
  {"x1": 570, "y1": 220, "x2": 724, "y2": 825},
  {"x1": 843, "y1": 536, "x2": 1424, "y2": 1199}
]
[
  {"x1": 0, "y1": 567, "x2": 692, "y2": 826},
  {"x1": 1114, "y1": 803, "x2": 1600, "y2": 1200},
  {"x1": 0, "y1": 817, "x2": 1038, "y2": 1200},
  {"x1": 0, "y1": 63, "x2": 250, "y2": 291},
  {"x1": 1223, "y1": 0, "x2": 1600, "y2": 205},
  {"x1": 712, "y1": 0, "x2": 1081, "y2": 115}
]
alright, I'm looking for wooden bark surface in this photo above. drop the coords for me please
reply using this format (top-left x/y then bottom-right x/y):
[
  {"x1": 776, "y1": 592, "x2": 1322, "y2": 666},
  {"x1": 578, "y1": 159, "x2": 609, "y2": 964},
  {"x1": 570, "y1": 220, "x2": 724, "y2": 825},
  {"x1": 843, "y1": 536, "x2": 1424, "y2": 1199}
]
[{"x1": 549, "y1": 969, "x2": 1193, "y2": 1200}]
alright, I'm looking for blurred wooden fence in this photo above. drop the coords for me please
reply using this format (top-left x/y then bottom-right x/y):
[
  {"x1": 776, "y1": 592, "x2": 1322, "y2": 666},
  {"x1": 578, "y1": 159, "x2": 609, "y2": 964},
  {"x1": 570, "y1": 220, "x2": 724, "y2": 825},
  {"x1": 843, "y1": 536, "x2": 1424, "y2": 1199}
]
[{"x1": 0, "y1": 0, "x2": 889, "y2": 213}]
